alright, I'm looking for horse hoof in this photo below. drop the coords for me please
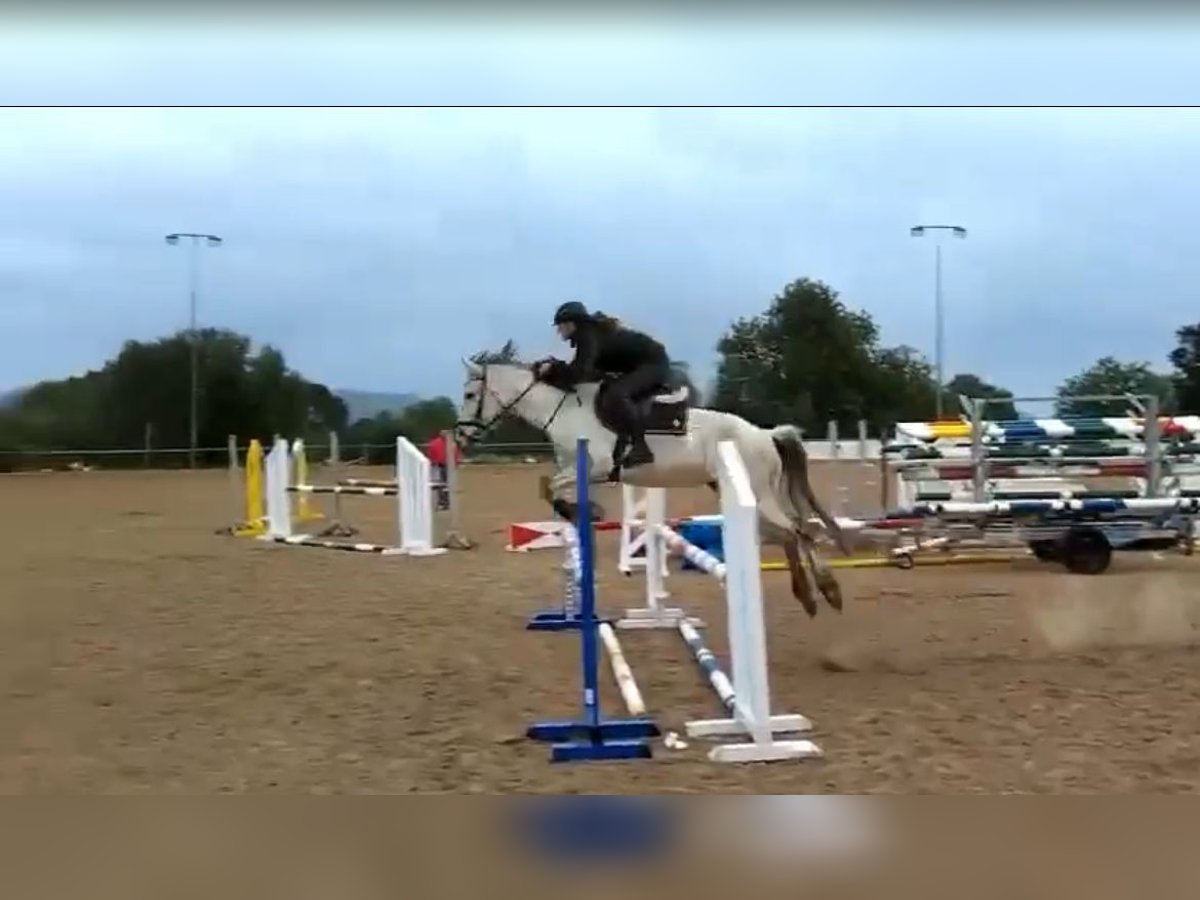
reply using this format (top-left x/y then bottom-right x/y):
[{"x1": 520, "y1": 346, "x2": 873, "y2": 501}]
[{"x1": 819, "y1": 578, "x2": 844, "y2": 612}]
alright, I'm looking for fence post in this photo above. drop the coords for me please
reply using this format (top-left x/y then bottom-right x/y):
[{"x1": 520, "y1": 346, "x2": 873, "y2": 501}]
[
  {"x1": 227, "y1": 434, "x2": 238, "y2": 523},
  {"x1": 879, "y1": 447, "x2": 889, "y2": 513},
  {"x1": 970, "y1": 398, "x2": 987, "y2": 503},
  {"x1": 1145, "y1": 394, "x2": 1161, "y2": 498},
  {"x1": 144, "y1": 422, "x2": 154, "y2": 469}
]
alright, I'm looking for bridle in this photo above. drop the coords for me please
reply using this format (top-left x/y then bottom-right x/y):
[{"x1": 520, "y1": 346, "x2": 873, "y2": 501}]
[{"x1": 455, "y1": 363, "x2": 574, "y2": 444}]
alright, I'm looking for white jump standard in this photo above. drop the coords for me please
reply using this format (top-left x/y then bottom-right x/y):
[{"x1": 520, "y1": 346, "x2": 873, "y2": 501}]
[
  {"x1": 617, "y1": 486, "x2": 699, "y2": 630},
  {"x1": 647, "y1": 443, "x2": 822, "y2": 763}
]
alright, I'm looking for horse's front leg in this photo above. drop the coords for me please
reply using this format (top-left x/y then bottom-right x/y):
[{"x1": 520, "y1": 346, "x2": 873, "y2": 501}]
[
  {"x1": 545, "y1": 465, "x2": 578, "y2": 520},
  {"x1": 544, "y1": 463, "x2": 608, "y2": 522}
]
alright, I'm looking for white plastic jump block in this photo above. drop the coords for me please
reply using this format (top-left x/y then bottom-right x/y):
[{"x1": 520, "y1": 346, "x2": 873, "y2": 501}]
[
  {"x1": 684, "y1": 716, "x2": 822, "y2": 764},
  {"x1": 678, "y1": 620, "x2": 821, "y2": 763}
]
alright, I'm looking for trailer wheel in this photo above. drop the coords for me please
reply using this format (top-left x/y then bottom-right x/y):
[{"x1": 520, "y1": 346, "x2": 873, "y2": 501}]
[
  {"x1": 1062, "y1": 527, "x2": 1112, "y2": 575},
  {"x1": 1030, "y1": 540, "x2": 1060, "y2": 562}
]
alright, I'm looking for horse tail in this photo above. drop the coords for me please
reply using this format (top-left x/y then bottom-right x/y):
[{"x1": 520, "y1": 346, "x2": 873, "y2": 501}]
[{"x1": 770, "y1": 425, "x2": 846, "y2": 552}]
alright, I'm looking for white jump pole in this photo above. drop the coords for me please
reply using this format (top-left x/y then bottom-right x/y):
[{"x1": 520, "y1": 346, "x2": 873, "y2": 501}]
[{"x1": 597, "y1": 623, "x2": 647, "y2": 716}]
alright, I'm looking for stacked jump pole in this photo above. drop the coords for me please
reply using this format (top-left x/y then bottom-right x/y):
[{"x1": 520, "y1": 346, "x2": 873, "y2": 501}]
[
  {"x1": 885, "y1": 395, "x2": 1200, "y2": 506},
  {"x1": 879, "y1": 394, "x2": 1200, "y2": 572}
]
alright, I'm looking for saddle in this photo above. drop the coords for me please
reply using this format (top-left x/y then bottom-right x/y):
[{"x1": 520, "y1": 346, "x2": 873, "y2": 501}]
[
  {"x1": 536, "y1": 361, "x2": 691, "y2": 477},
  {"x1": 595, "y1": 381, "x2": 691, "y2": 437}
]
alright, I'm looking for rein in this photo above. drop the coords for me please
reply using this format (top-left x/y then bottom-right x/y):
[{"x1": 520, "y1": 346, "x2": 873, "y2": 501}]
[{"x1": 456, "y1": 364, "x2": 574, "y2": 442}]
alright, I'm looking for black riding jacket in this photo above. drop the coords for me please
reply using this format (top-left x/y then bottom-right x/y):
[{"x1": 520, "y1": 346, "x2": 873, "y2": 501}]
[{"x1": 562, "y1": 319, "x2": 669, "y2": 386}]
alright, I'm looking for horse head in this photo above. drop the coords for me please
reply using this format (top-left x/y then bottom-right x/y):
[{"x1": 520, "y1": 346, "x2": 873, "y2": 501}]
[{"x1": 455, "y1": 360, "x2": 543, "y2": 445}]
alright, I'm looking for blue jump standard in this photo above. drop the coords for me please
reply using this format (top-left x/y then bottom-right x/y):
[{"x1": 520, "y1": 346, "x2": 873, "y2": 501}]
[
  {"x1": 526, "y1": 438, "x2": 660, "y2": 762},
  {"x1": 526, "y1": 610, "x2": 586, "y2": 631}
]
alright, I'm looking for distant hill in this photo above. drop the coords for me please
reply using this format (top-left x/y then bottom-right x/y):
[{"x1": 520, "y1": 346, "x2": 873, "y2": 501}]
[{"x1": 335, "y1": 389, "x2": 420, "y2": 422}]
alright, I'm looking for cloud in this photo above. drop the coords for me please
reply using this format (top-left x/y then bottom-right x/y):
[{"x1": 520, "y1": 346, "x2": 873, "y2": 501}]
[{"x1": 1, "y1": 14, "x2": 1200, "y2": 404}]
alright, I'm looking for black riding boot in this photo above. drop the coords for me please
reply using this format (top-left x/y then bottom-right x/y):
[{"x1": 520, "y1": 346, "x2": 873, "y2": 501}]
[
  {"x1": 607, "y1": 389, "x2": 655, "y2": 468},
  {"x1": 624, "y1": 435, "x2": 654, "y2": 467},
  {"x1": 623, "y1": 414, "x2": 654, "y2": 467}
]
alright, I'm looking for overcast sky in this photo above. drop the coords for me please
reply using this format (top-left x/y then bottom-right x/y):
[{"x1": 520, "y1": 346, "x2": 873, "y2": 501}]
[{"x1": 2, "y1": 11, "x2": 1200, "y2": 401}]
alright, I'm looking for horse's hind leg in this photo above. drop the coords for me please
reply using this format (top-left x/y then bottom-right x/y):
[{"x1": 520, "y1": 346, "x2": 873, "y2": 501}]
[
  {"x1": 798, "y1": 532, "x2": 843, "y2": 612},
  {"x1": 758, "y1": 496, "x2": 818, "y2": 615},
  {"x1": 782, "y1": 535, "x2": 818, "y2": 616}
]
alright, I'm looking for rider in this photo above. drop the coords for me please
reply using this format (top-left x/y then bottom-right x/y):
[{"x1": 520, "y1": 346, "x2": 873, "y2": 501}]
[{"x1": 539, "y1": 300, "x2": 672, "y2": 468}]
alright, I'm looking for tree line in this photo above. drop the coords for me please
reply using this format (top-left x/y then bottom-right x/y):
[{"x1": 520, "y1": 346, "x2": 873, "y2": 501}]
[{"x1": 3, "y1": 277, "x2": 1199, "y2": 469}]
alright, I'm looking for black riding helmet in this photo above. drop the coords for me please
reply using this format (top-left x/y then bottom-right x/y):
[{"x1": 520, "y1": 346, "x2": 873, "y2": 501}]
[{"x1": 553, "y1": 300, "x2": 589, "y2": 326}]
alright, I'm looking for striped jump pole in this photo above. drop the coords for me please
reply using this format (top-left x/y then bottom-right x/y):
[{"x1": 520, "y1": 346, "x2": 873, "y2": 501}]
[
  {"x1": 677, "y1": 620, "x2": 736, "y2": 713},
  {"x1": 289, "y1": 484, "x2": 398, "y2": 496},
  {"x1": 526, "y1": 512, "x2": 586, "y2": 631},
  {"x1": 526, "y1": 437, "x2": 659, "y2": 762}
]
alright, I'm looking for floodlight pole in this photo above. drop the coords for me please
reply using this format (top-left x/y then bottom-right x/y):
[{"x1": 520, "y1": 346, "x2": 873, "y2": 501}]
[
  {"x1": 165, "y1": 232, "x2": 223, "y2": 468},
  {"x1": 910, "y1": 224, "x2": 967, "y2": 419}
]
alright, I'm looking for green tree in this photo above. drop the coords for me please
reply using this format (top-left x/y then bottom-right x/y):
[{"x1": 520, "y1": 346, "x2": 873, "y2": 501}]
[
  {"x1": 865, "y1": 346, "x2": 940, "y2": 427},
  {"x1": 0, "y1": 328, "x2": 349, "y2": 467},
  {"x1": 342, "y1": 398, "x2": 459, "y2": 463},
  {"x1": 395, "y1": 398, "x2": 458, "y2": 438},
  {"x1": 945, "y1": 373, "x2": 1019, "y2": 420},
  {"x1": 1169, "y1": 324, "x2": 1200, "y2": 413},
  {"x1": 710, "y1": 277, "x2": 939, "y2": 432},
  {"x1": 1057, "y1": 356, "x2": 1175, "y2": 417}
]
